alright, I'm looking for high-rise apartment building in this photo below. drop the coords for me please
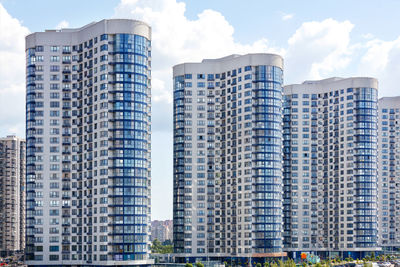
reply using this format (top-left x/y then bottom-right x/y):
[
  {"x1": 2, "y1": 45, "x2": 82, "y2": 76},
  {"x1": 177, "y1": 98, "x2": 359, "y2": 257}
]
[
  {"x1": 0, "y1": 135, "x2": 25, "y2": 256},
  {"x1": 173, "y1": 54, "x2": 285, "y2": 262},
  {"x1": 151, "y1": 220, "x2": 173, "y2": 242},
  {"x1": 377, "y1": 96, "x2": 400, "y2": 251},
  {"x1": 25, "y1": 19, "x2": 153, "y2": 266},
  {"x1": 283, "y1": 77, "x2": 380, "y2": 259}
]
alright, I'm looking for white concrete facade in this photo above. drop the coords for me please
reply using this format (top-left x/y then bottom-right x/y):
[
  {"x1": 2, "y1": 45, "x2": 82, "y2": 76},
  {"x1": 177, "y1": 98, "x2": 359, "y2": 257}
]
[
  {"x1": 25, "y1": 19, "x2": 153, "y2": 266},
  {"x1": 377, "y1": 96, "x2": 400, "y2": 250},
  {"x1": 173, "y1": 54, "x2": 285, "y2": 260},
  {"x1": 283, "y1": 77, "x2": 380, "y2": 258},
  {"x1": 0, "y1": 136, "x2": 25, "y2": 256}
]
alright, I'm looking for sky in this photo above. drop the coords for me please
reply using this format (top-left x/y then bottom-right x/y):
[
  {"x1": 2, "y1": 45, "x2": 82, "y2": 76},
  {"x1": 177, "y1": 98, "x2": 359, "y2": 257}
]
[{"x1": 1, "y1": 0, "x2": 400, "y2": 220}]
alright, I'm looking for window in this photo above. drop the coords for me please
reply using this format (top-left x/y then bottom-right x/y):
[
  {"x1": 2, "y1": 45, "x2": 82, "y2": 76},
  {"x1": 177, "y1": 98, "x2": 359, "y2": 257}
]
[
  {"x1": 50, "y1": 84, "x2": 59, "y2": 90},
  {"x1": 50, "y1": 102, "x2": 59, "y2": 108},
  {"x1": 50, "y1": 92, "x2": 60, "y2": 99},
  {"x1": 49, "y1": 209, "x2": 59, "y2": 215},
  {"x1": 51, "y1": 46, "x2": 59, "y2": 52},
  {"x1": 50, "y1": 65, "x2": 60, "y2": 72},
  {"x1": 49, "y1": 255, "x2": 59, "y2": 261},
  {"x1": 100, "y1": 44, "x2": 108, "y2": 51},
  {"x1": 100, "y1": 34, "x2": 108, "y2": 41},
  {"x1": 100, "y1": 55, "x2": 108, "y2": 61},
  {"x1": 62, "y1": 46, "x2": 71, "y2": 53},
  {"x1": 50, "y1": 56, "x2": 59, "y2": 62}
]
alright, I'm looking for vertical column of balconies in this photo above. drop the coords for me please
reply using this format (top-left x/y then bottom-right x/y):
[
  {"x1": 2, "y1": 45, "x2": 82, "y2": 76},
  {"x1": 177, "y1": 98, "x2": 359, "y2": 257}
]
[
  {"x1": 331, "y1": 92, "x2": 340, "y2": 250},
  {"x1": 227, "y1": 71, "x2": 239, "y2": 255},
  {"x1": 321, "y1": 94, "x2": 330, "y2": 249},
  {"x1": 392, "y1": 109, "x2": 400, "y2": 246},
  {"x1": 219, "y1": 75, "x2": 227, "y2": 254},
  {"x1": 388, "y1": 109, "x2": 398, "y2": 245},
  {"x1": 108, "y1": 33, "x2": 151, "y2": 261},
  {"x1": 252, "y1": 65, "x2": 283, "y2": 253},
  {"x1": 214, "y1": 77, "x2": 223, "y2": 254},
  {"x1": 282, "y1": 94, "x2": 291, "y2": 250},
  {"x1": 19, "y1": 140, "x2": 26, "y2": 252},
  {"x1": 310, "y1": 98, "x2": 319, "y2": 249},
  {"x1": 0, "y1": 142, "x2": 5, "y2": 252},
  {"x1": 82, "y1": 39, "x2": 96, "y2": 263},
  {"x1": 25, "y1": 47, "x2": 37, "y2": 261},
  {"x1": 354, "y1": 87, "x2": 378, "y2": 249},
  {"x1": 206, "y1": 78, "x2": 216, "y2": 254},
  {"x1": 71, "y1": 42, "x2": 84, "y2": 263},
  {"x1": 61, "y1": 45, "x2": 72, "y2": 260},
  {"x1": 173, "y1": 75, "x2": 185, "y2": 254}
]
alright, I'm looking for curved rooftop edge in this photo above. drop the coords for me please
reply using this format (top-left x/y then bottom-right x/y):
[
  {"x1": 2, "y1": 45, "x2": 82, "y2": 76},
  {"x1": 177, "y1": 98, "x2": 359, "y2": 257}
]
[
  {"x1": 173, "y1": 53, "x2": 284, "y2": 76},
  {"x1": 378, "y1": 95, "x2": 400, "y2": 107},
  {"x1": 26, "y1": 19, "x2": 151, "y2": 48},
  {"x1": 284, "y1": 77, "x2": 378, "y2": 94}
]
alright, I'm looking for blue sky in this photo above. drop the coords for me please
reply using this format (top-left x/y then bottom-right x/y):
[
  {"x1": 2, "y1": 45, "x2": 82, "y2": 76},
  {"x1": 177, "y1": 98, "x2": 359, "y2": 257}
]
[{"x1": 1, "y1": 0, "x2": 400, "y2": 220}]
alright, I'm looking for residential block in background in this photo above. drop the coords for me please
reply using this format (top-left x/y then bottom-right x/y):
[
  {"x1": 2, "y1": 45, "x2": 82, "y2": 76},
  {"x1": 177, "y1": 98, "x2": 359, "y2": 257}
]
[
  {"x1": 151, "y1": 220, "x2": 173, "y2": 242},
  {"x1": 0, "y1": 135, "x2": 25, "y2": 257}
]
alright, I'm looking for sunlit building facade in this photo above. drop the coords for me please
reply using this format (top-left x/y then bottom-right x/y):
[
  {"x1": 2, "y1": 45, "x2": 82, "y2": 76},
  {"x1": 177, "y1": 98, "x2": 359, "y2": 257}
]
[
  {"x1": 377, "y1": 96, "x2": 400, "y2": 251},
  {"x1": 173, "y1": 54, "x2": 285, "y2": 262},
  {"x1": 283, "y1": 77, "x2": 380, "y2": 259},
  {"x1": 25, "y1": 19, "x2": 153, "y2": 266},
  {"x1": 0, "y1": 135, "x2": 25, "y2": 256}
]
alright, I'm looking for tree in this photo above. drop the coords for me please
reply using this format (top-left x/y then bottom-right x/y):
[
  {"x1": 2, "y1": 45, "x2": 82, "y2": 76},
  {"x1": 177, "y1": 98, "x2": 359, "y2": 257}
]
[
  {"x1": 256, "y1": 263, "x2": 262, "y2": 267},
  {"x1": 196, "y1": 262, "x2": 204, "y2": 267},
  {"x1": 151, "y1": 239, "x2": 162, "y2": 253},
  {"x1": 185, "y1": 263, "x2": 193, "y2": 267},
  {"x1": 370, "y1": 252, "x2": 375, "y2": 261},
  {"x1": 151, "y1": 239, "x2": 173, "y2": 254}
]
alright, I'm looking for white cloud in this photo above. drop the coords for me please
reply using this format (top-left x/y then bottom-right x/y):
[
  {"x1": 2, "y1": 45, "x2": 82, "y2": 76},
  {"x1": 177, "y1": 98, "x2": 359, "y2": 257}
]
[
  {"x1": 285, "y1": 18, "x2": 354, "y2": 83},
  {"x1": 282, "y1": 13, "x2": 294, "y2": 21},
  {"x1": 358, "y1": 36, "x2": 400, "y2": 97},
  {"x1": 362, "y1": 33, "x2": 374, "y2": 39},
  {"x1": 114, "y1": 0, "x2": 283, "y2": 110},
  {"x1": 55, "y1": 20, "x2": 69, "y2": 29},
  {"x1": 0, "y1": 3, "x2": 30, "y2": 137}
]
